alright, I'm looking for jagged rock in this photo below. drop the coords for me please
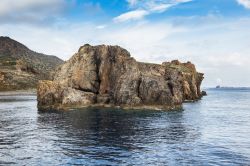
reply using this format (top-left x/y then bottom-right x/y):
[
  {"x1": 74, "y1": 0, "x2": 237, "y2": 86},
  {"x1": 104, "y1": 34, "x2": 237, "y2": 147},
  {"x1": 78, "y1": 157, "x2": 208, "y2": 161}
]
[{"x1": 37, "y1": 44, "x2": 204, "y2": 111}]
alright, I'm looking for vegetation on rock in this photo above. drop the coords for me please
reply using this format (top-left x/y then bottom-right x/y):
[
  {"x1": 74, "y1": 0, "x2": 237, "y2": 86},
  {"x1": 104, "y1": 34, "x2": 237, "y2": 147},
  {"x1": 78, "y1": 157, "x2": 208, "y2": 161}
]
[{"x1": 0, "y1": 36, "x2": 64, "y2": 91}]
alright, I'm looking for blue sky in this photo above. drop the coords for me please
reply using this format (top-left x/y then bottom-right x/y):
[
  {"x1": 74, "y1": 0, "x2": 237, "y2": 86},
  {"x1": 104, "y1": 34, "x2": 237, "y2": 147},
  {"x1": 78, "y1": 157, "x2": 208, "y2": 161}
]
[
  {"x1": 0, "y1": 0, "x2": 250, "y2": 87},
  {"x1": 65, "y1": 0, "x2": 250, "y2": 22}
]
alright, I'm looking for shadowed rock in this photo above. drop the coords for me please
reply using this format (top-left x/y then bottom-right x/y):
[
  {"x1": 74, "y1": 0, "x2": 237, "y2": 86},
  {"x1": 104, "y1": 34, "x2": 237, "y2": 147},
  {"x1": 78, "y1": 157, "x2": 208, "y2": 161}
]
[{"x1": 37, "y1": 44, "x2": 204, "y2": 111}]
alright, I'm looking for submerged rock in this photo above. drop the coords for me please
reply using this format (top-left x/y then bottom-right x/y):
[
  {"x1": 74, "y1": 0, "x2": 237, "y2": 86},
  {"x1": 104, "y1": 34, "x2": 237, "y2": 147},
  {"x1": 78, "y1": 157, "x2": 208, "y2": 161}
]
[
  {"x1": 201, "y1": 91, "x2": 207, "y2": 96},
  {"x1": 37, "y1": 44, "x2": 204, "y2": 111}
]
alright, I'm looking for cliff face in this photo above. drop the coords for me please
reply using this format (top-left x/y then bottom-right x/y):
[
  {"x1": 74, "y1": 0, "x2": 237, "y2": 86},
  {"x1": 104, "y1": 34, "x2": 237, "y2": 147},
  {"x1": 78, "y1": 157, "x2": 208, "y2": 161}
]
[
  {"x1": 37, "y1": 44, "x2": 204, "y2": 111},
  {"x1": 0, "y1": 36, "x2": 64, "y2": 91}
]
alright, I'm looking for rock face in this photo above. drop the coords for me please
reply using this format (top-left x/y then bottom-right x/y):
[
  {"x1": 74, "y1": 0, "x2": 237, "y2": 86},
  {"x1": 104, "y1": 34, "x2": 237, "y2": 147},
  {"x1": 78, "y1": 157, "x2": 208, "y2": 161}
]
[
  {"x1": 0, "y1": 36, "x2": 64, "y2": 91},
  {"x1": 37, "y1": 44, "x2": 204, "y2": 111}
]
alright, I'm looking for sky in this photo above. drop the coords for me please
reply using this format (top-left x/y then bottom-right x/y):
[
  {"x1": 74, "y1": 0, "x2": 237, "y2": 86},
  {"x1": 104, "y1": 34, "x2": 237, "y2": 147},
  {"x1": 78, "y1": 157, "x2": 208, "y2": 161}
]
[{"x1": 0, "y1": 0, "x2": 250, "y2": 87}]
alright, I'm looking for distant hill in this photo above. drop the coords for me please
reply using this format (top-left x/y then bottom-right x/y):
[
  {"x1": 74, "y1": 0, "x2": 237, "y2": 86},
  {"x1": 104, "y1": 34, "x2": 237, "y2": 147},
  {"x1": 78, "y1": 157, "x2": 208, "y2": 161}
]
[{"x1": 0, "y1": 36, "x2": 64, "y2": 91}]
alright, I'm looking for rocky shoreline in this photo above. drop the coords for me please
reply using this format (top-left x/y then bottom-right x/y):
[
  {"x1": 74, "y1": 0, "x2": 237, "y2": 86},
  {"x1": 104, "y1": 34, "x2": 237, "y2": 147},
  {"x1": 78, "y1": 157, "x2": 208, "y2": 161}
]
[
  {"x1": 36, "y1": 100, "x2": 183, "y2": 112},
  {"x1": 37, "y1": 44, "x2": 204, "y2": 111}
]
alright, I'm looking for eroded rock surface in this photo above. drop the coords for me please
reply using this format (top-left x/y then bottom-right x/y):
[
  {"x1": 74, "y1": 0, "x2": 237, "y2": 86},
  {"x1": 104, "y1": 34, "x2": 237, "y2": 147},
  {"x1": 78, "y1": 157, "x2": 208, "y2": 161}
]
[{"x1": 37, "y1": 44, "x2": 204, "y2": 111}]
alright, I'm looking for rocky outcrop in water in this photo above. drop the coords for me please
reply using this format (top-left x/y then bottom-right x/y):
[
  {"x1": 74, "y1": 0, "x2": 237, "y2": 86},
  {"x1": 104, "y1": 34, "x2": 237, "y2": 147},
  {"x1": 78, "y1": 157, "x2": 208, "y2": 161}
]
[
  {"x1": 0, "y1": 36, "x2": 64, "y2": 91},
  {"x1": 37, "y1": 44, "x2": 204, "y2": 111}
]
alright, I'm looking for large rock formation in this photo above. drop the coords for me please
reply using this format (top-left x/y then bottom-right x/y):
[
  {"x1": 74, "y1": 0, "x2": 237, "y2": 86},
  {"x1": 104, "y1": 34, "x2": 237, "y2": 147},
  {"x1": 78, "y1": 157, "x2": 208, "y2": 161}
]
[
  {"x1": 0, "y1": 36, "x2": 64, "y2": 91},
  {"x1": 37, "y1": 44, "x2": 204, "y2": 111}
]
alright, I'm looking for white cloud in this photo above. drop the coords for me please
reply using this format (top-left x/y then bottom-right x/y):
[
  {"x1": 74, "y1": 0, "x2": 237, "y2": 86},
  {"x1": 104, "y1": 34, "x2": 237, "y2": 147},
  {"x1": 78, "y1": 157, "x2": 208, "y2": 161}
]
[
  {"x1": 127, "y1": 0, "x2": 138, "y2": 7},
  {"x1": 175, "y1": 0, "x2": 193, "y2": 2},
  {"x1": 1, "y1": 0, "x2": 249, "y2": 87},
  {"x1": 96, "y1": 25, "x2": 107, "y2": 29},
  {"x1": 237, "y1": 0, "x2": 250, "y2": 9},
  {"x1": 149, "y1": 4, "x2": 172, "y2": 13},
  {"x1": 113, "y1": 10, "x2": 149, "y2": 22},
  {"x1": 0, "y1": 0, "x2": 67, "y2": 24},
  {"x1": 1, "y1": 16, "x2": 250, "y2": 87},
  {"x1": 216, "y1": 78, "x2": 222, "y2": 85},
  {"x1": 114, "y1": 0, "x2": 192, "y2": 22}
]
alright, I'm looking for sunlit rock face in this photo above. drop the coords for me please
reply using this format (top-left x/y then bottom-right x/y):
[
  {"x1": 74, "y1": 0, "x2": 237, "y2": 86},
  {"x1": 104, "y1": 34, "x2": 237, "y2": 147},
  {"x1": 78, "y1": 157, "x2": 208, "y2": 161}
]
[{"x1": 37, "y1": 44, "x2": 204, "y2": 111}]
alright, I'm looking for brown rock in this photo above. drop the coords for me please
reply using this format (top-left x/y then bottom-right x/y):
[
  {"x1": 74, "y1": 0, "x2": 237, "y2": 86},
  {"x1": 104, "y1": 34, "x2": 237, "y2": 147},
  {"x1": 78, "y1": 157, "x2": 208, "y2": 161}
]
[{"x1": 37, "y1": 44, "x2": 204, "y2": 111}]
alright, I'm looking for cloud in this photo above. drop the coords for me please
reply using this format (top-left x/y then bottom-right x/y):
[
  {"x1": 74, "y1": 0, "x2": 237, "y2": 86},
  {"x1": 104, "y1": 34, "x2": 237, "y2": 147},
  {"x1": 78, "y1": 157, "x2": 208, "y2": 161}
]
[
  {"x1": 0, "y1": 0, "x2": 67, "y2": 25},
  {"x1": 113, "y1": 10, "x2": 149, "y2": 22},
  {"x1": 237, "y1": 0, "x2": 250, "y2": 9},
  {"x1": 149, "y1": 4, "x2": 172, "y2": 13},
  {"x1": 114, "y1": 0, "x2": 192, "y2": 22},
  {"x1": 175, "y1": 0, "x2": 193, "y2": 2},
  {"x1": 1, "y1": 13, "x2": 250, "y2": 87},
  {"x1": 96, "y1": 25, "x2": 107, "y2": 29},
  {"x1": 127, "y1": 0, "x2": 138, "y2": 7}
]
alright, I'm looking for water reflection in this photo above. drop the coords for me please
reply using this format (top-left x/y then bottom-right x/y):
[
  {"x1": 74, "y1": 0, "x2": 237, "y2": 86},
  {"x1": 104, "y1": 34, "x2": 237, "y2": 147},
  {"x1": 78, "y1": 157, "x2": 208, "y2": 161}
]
[{"x1": 36, "y1": 108, "x2": 200, "y2": 164}]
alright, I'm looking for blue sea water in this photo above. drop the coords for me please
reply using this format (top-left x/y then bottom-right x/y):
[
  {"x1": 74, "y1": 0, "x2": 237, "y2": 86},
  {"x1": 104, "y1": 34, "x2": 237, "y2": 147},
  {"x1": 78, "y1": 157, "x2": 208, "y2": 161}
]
[{"x1": 0, "y1": 89, "x2": 250, "y2": 166}]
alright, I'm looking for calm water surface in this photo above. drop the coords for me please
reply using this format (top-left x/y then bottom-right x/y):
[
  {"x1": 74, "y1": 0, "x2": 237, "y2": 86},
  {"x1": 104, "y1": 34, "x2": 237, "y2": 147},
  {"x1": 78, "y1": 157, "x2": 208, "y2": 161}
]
[{"x1": 0, "y1": 89, "x2": 250, "y2": 165}]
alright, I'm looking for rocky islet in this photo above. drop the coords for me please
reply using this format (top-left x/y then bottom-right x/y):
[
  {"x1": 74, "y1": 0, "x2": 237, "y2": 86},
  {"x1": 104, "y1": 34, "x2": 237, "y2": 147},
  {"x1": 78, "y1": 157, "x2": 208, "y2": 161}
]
[{"x1": 37, "y1": 44, "x2": 204, "y2": 111}]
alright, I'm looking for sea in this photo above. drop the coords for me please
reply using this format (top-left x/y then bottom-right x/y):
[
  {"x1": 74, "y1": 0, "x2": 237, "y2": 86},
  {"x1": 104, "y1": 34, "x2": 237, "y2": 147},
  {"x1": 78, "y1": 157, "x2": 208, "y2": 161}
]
[{"x1": 0, "y1": 88, "x2": 250, "y2": 166}]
